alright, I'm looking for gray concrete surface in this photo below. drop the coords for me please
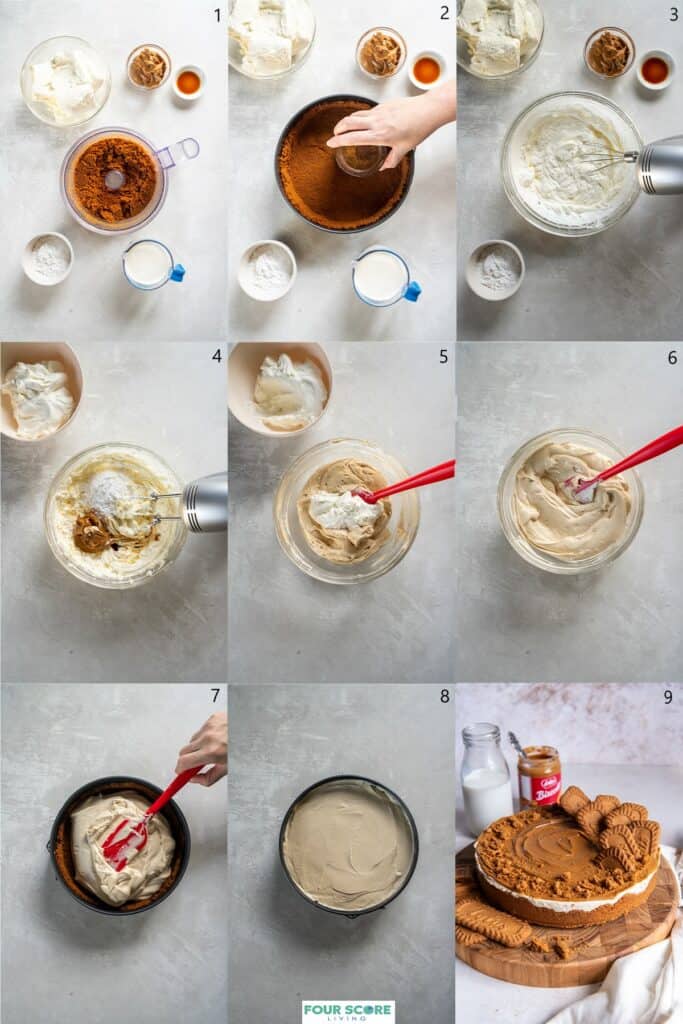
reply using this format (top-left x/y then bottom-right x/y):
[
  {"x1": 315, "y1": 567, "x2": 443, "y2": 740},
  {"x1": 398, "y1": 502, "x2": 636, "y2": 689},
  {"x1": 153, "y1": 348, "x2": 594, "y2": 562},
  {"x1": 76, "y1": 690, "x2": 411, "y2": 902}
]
[
  {"x1": 228, "y1": 343, "x2": 456, "y2": 684},
  {"x1": 228, "y1": 684, "x2": 455, "y2": 1024},
  {"x1": 458, "y1": 0, "x2": 683, "y2": 341},
  {"x1": 455, "y1": 342, "x2": 683, "y2": 682},
  {"x1": 1, "y1": 683, "x2": 227, "y2": 1024},
  {"x1": 455, "y1": 751, "x2": 683, "y2": 1024},
  {"x1": 0, "y1": 0, "x2": 228, "y2": 342},
  {"x1": 229, "y1": 0, "x2": 457, "y2": 343},
  {"x1": 1, "y1": 342, "x2": 227, "y2": 684}
]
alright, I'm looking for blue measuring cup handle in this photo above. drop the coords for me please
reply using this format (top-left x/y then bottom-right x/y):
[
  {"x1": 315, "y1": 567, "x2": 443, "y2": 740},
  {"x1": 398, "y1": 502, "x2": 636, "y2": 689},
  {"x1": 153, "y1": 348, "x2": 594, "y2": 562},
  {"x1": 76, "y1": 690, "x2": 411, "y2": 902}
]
[
  {"x1": 170, "y1": 264, "x2": 186, "y2": 283},
  {"x1": 404, "y1": 281, "x2": 422, "y2": 302}
]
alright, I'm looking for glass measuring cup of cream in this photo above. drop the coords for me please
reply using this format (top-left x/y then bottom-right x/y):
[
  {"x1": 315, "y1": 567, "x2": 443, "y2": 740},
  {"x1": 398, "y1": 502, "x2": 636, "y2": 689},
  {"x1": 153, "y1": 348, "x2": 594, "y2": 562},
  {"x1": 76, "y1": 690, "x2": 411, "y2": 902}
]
[
  {"x1": 351, "y1": 247, "x2": 421, "y2": 307},
  {"x1": 122, "y1": 240, "x2": 185, "y2": 291}
]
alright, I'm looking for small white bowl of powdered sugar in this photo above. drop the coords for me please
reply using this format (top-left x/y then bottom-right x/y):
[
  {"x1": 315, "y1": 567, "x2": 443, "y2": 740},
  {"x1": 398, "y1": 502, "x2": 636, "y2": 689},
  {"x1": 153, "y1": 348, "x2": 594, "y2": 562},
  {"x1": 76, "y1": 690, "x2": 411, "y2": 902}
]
[
  {"x1": 238, "y1": 240, "x2": 297, "y2": 302},
  {"x1": 23, "y1": 232, "x2": 74, "y2": 286},
  {"x1": 466, "y1": 239, "x2": 525, "y2": 301}
]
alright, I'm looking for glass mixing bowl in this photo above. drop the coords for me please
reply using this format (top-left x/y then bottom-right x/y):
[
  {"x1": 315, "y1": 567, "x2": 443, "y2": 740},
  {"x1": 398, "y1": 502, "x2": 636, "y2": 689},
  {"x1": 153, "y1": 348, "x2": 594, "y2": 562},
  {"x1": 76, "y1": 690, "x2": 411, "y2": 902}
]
[
  {"x1": 274, "y1": 438, "x2": 420, "y2": 585},
  {"x1": 497, "y1": 428, "x2": 644, "y2": 575},
  {"x1": 501, "y1": 91, "x2": 643, "y2": 237},
  {"x1": 20, "y1": 35, "x2": 111, "y2": 127},
  {"x1": 44, "y1": 442, "x2": 187, "y2": 589},
  {"x1": 228, "y1": 0, "x2": 317, "y2": 79},
  {"x1": 457, "y1": 0, "x2": 544, "y2": 79},
  {"x1": 60, "y1": 127, "x2": 199, "y2": 235}
]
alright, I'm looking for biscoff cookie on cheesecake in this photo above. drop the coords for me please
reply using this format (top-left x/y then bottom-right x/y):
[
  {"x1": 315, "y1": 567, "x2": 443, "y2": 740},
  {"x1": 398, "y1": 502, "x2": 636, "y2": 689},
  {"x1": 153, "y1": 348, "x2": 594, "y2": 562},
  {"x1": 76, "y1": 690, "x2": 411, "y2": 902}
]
[{"x1": 474, "y1": 792, "x2": 661, "y2": 928}]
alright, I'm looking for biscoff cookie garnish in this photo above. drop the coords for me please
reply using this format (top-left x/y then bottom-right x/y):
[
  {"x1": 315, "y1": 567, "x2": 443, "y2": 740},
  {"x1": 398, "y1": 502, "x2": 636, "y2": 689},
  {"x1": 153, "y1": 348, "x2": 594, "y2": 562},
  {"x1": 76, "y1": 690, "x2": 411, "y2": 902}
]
[
  {"x1": 577, "y1": 803, "x2": 605, "y2": 842},
  {"x1": 602, "y1": 844, "x2": 638, "y2": 873},
  {"x1": 456, "y1": 925, "x2": 487, "y2": 947},
  {"x1": 599, "y1": 826, "x2": 641, "y2": 859},
  {"x1": 560, "y1": 786, "x2": 590, "y2": 817},
  {"x1": 630, "y1": 821, "x2": 661, "y2": 858},
  {"x1": 605, "y1": 803, "x2": 648, "y2": 827},
  {"x1": 456, "y1": 900, "x2": 532, "y2": 948},
  {"x1": 594, "y1": 795, "x2": 621, "y2": 815},
  {"x1": 553, "y1": 937, "x2": 577, "y2": 961}
]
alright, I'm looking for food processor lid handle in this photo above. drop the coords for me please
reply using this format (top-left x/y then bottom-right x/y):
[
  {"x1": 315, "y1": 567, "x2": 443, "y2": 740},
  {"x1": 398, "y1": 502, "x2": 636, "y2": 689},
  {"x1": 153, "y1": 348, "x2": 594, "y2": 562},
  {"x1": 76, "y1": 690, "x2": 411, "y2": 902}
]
[
  {"x1": 404, "y1": 281, "x2": 422, "y2": 302},
  {"x1": 155, "y1": 138, "x2": 201, "y2": 170},
  {"x1": 170, "y1": 263, "x2": 186, "y2": 283}
]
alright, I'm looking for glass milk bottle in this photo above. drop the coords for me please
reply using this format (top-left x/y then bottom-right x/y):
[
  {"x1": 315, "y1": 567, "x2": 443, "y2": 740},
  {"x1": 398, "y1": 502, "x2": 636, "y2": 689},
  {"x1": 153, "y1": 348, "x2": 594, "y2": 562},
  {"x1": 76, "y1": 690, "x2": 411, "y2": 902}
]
[{"x1": 461, "y1": 723, "x2": 513, "y2": 837}]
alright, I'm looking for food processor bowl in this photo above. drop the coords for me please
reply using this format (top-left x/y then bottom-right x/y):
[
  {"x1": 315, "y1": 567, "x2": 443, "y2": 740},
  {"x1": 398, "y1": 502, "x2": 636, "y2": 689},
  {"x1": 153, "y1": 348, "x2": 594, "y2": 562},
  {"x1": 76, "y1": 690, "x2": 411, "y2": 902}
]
[
  {"x1": 279, "y1": 775, "x2": 419, "y2": 918},
  {"x1": 48, "y1": 776, "x2": 190, "y2": 915},
  {"x1": 60, "y1": 127, "x2": 199, "y2": 235},
  {"x1": 497, "y1": 428, "x2": 644, "y2": 575},
  {"x1": 274, "y1": 437, "x2": 420, "y2": 584},
  {"x1": 44, "y1": 442, "x2": 187, "y2": 589},
  {"x1": 501, "y1": 92, "x2": 643, "y2": 237}
]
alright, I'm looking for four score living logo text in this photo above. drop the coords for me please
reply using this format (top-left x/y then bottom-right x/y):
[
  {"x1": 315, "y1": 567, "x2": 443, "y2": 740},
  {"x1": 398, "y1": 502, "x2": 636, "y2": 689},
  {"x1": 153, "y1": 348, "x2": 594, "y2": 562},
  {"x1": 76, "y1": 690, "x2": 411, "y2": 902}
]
[{"x1": 302, "y1": 1001, "x2": 395, "y2": 1022}]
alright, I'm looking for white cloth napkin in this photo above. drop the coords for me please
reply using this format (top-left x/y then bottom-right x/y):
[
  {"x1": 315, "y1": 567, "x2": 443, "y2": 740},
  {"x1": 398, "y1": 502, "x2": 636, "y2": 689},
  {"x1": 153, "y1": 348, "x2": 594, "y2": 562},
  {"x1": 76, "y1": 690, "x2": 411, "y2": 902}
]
[{"x1": 545, "y1": 847, "x2": 683, "y2": 1024}]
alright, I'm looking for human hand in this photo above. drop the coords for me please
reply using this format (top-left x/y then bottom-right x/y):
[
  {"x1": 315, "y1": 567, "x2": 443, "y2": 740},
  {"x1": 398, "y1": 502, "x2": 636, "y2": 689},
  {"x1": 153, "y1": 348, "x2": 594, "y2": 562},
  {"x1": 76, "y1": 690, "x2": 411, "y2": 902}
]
[
  {"x1": 326, "y1": 80, "x2": 456, "y2": 170},
  {"x1": 175, "y1": 712, "x2": 228, "y2": 787}
]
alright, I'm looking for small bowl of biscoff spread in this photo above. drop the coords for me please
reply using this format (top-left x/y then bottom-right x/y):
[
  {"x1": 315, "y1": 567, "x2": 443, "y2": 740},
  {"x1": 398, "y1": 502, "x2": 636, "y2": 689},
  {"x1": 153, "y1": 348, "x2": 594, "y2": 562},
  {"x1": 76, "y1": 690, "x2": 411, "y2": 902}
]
[
  {"x1": 274, "y1": 438, "x2": 420, "y2": 585},
  {"x1": 497, "y1": 428, "x2": 644, "y2": 574},
  {"x1": 584, "y1": 28, "x2": 635, "y2": 80}
]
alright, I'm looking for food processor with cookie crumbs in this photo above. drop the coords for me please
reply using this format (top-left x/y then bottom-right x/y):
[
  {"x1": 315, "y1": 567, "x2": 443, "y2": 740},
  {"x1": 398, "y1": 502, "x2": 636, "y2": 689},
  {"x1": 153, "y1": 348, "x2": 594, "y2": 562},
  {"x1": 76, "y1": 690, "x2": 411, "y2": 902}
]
[{"x1": 60, "y1": 127, "x2": 200, "y2": 234}]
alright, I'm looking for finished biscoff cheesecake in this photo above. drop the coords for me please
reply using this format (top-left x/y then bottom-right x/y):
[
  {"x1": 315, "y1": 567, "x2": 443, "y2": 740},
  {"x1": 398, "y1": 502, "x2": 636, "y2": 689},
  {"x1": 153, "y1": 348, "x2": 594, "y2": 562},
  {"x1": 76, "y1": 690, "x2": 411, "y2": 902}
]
[{"x1": 474, "y1": 787, "x2": 661, "y2": 928}]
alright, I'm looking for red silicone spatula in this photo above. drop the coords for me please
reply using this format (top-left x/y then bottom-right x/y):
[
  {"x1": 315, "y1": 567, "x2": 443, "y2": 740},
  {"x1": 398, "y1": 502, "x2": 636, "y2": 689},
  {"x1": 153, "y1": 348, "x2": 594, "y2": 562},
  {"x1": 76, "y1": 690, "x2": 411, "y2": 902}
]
[
  {"x1": 565, "y1": 425, "x2": 683, "y2": 502},
  {"x1": 102, "y1": 766, "x2": 203, "y2": 872},
  {"x1": 353, "y1": 459, "x2": 456, "y2": 505}
]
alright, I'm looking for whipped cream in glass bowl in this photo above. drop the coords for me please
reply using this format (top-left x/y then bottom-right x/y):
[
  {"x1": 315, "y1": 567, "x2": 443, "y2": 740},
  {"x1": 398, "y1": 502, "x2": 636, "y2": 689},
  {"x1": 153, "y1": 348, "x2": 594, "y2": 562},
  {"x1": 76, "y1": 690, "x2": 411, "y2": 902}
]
[
  {"x1": 274, "y1": 438, "x2": 420, "y2": 584},
  {"x1": 497, "y1": 429, "x2": 644, "y2": 575},
  {"x1": 457, "y1": 0, "x2": 544, "y2": 79},
  {"x1": 502, "y1": 91, "x2": 643, "y2": 237},
  {"x1": 45, "y1": 443, "x2": 187, "y2": 589},
  {"x1": 20, "y1": 36, "x2": 111, "y2": 127},
  {"x1": 228, "y1": 0, "x2": 316, "y2": 80}
]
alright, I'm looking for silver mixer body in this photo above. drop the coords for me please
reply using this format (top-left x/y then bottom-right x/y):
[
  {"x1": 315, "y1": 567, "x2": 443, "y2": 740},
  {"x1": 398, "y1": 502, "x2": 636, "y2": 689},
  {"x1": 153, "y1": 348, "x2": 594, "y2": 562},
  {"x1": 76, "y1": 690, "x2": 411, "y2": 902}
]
[{"x1": 637, "y1": 135, "x2": 683, "y2": 196}]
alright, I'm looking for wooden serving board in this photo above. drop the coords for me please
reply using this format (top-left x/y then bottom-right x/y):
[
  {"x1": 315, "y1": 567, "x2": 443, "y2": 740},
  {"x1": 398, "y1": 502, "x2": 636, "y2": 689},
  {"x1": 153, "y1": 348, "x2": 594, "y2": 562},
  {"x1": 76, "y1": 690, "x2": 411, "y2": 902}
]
[{"x1": 456, "y1": 843, "x2": 680, "y2": 988}]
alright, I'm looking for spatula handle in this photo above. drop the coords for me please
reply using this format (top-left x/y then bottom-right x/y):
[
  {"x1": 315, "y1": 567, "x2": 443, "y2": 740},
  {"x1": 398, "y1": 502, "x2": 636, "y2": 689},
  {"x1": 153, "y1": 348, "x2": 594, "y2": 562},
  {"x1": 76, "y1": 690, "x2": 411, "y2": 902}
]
[
  {"x1": 596, "y1": 425, "x2": 683, "y2": 483},
  {"x1": 146, "y1": 765, "x2": 204, "y2": 818}
]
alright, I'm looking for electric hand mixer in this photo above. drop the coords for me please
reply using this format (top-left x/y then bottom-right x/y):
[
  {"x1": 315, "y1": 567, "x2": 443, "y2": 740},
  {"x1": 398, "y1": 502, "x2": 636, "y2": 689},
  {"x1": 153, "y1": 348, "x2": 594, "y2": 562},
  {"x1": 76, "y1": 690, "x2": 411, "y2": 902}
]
[
  {"x1": 151, "y1": 471, "x2": 228, "y2": 534},
  {"x1": 584, "y1": 134, "x2": 683, "y2": 194}
]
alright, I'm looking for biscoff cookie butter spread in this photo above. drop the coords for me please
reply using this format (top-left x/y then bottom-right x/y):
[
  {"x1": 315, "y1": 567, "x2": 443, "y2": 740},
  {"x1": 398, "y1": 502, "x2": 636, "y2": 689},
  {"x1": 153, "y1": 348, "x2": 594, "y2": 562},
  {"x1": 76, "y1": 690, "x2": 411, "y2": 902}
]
[
  {"x1": 475, "y1": 788, "x2": 661, "y2": 927},
  {"x1": 282, "y1": 780, "x2": 415, "y2": 911},
  {"x1": 278, "y1": 99, "x2": 412, "y2": 230},
  {"x1": 513, "y1": 442, "x2": 631, "y2": 561},
  {"x1": 297, "y1": 458, "x2": 391, "y2": 564}
]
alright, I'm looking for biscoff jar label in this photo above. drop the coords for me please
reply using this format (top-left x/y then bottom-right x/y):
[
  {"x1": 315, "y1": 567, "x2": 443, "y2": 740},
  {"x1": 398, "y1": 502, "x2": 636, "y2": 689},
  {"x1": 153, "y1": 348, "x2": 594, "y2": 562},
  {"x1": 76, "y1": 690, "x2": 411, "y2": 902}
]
[{"x1": 518, "y1": 745, "x2": 562, "y2": 808}]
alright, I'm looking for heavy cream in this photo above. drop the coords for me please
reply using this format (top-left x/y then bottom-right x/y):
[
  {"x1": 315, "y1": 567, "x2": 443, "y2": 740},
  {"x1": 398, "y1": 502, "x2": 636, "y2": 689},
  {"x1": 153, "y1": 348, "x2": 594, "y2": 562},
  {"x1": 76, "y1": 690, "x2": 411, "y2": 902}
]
[
  {"x1": 253, "y1": 354, "x2": 327, "y2": 431},
  {"x1": 282, "y1": 779, "x2": 415, "y2": 911},
  {"x1": 71, "y1": 792, "x2": 174, "y2": 907},
  {"x1": 462, "y1": 769, "x2": 514, "y2": 836}
]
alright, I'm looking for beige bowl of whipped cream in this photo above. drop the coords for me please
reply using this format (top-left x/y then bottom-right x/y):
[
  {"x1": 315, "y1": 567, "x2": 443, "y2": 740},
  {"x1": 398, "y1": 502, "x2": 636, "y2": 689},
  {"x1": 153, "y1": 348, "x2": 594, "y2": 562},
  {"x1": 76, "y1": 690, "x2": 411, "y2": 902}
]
[
  {"x1": 44, "y1": 442, "x2": 187, "y2": 589},
  {"x1": 1, "y1": 341, "x2": 82, "y2": 442},
  {"x1": 229, "y1": 342, "x2": 332, "y2": 437},
  {"x1": 498, "y1": 428, "x2": 644, "y2": 574}
]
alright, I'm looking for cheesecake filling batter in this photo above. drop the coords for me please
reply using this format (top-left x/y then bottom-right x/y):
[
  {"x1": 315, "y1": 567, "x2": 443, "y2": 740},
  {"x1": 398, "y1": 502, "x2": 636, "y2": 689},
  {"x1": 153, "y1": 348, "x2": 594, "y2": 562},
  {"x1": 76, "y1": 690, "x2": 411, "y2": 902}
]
[
  {"x1": 49, "y1": 446, "x2": 181, "y2": 581},
  {"x1": 512, "y1": 101, "x2": 633, "y2": 229},
  {"x1": 282, "y1": 780, "x2": 415, "y2": 911},
  {"x1": 71, "y1": 792, "x2": 175, "y2": 907},
  {"x1": 297, "y1": 458, "x2": 391, "y2": 564},
  {"x1": 513, "y1": 442, "x2": 632, "y2": 561}
]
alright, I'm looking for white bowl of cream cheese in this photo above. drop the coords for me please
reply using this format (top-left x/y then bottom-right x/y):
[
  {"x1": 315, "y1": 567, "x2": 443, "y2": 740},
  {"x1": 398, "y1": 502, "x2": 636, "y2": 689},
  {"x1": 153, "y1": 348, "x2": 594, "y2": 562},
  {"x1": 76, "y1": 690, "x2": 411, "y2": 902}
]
[{"x1": 20, "y1": 36, "x2": 111, "y2": 127}]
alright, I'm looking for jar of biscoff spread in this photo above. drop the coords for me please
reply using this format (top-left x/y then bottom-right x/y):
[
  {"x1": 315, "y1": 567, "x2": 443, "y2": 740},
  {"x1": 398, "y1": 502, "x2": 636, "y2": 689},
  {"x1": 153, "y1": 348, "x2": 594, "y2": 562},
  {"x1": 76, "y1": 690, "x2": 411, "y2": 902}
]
[{"x1": 518, "y1": 746, "x2": 562, "y2": 808}]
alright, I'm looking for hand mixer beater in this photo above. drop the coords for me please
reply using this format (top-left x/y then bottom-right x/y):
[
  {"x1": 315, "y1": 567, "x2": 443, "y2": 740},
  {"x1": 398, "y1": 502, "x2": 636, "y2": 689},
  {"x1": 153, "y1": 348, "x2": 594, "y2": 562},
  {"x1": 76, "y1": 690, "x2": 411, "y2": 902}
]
[
  {"x1": 583, "y1": 134, "x2": 683, "y2": 195},
  {"x1": 150, "y1": 471, "x2": 227, "y2": 533}
]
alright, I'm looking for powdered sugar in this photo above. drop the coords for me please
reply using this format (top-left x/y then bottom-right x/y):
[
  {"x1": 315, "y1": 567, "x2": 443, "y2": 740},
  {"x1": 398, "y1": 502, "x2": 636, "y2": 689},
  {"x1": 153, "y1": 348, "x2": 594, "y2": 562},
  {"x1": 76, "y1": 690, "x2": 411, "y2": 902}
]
[
  {"x1": 26, "y1": 234, "x2": 72, "y2": 284},
  {"x1": 240, "y1": 242, "x2": 295, "y2": 299},
  {"x1": 480, "y1": 244, "x2": 521, "y2": 291}
]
